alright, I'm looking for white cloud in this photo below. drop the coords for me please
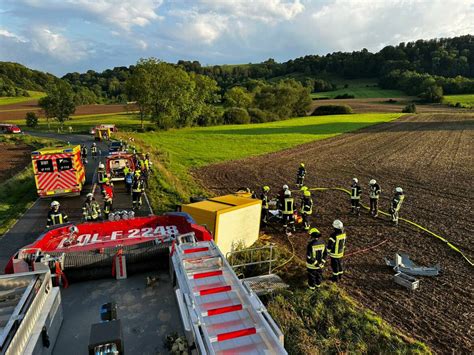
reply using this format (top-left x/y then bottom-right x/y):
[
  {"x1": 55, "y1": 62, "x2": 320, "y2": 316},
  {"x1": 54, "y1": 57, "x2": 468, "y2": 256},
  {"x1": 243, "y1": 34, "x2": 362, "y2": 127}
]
[
  {"x1": 0, "y1": 29, "x2": 27, "y2": 43},
  {"x1": 29, "y1": 27, "x2": 88, "y2": 62}
]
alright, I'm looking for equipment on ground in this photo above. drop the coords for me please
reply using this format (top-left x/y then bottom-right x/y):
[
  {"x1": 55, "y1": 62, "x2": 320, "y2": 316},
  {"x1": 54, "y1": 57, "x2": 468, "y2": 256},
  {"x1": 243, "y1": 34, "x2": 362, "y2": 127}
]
[
  {"x1": 393, "y1": 272, "x2": 419, "y2": 291},
  {"x1": 332, "y1": 219, "x2": 343, "y2": 229},
  {"x1": 171, "y1": 234, "x2": 287, "y2": 354},
  {"x1": 181, "y1": 194, "x2": 262, "y2": 256},
  {"x1": 385, "y1": 252, "x2": 440, "y2": 276},
  {"x1": 31, "y1": 145, "x2": 86, "y2": 197}
]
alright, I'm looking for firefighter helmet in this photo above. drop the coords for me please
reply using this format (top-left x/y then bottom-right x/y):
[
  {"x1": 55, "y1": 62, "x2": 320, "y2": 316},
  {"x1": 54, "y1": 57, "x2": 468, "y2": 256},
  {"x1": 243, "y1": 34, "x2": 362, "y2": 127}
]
[
  {"x1": 308, "y1": 227, "x2": 320, "y2": 237},
  {"x1": 300, "y1": 186, "x2": 308, "y2": 191},
  {"x1": 300, "y1": 163, "x2": 305, "y2": 167},
  {"x1": 50, "y1": 201, "x2": 60, "y2": 208},
  {"x1": 395, "y1": 187, "x2": 403, "y2": 193},
  {"x1": 352, "y1": 177, "x2": 358, "y2": 184},
  {"x1": 304, "y1": 190, "x2": 311, "y2": 197},
  {"x1": 282, "y1": 184, "x2": 289, "y2": 190},
  {"x1": 369, "y1": 179, "x2": 376, "y2": 185},
  {"x1": 92, "y1": 142, "x2": 96, "y2": 146},
  {"x1": 263, "y1": 186, "x2": 270, "y2": 192},
  {"x1": 332, "y1": 219, "x2": 344, "y2": 229},
  {"x1": 98, "y1": 163, "x2": 105, "y2": 169},
  {"x1": 284, "y1": 189, "x2": 291, "y2": 197},
  {"x1": 86, "y1": 193, "x2": 93, "y2": 199}
]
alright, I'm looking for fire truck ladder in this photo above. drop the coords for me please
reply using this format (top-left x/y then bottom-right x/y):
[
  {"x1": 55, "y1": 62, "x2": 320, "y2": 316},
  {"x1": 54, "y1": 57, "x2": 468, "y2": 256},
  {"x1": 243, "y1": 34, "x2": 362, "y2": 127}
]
[{"x1": 171, "y1": 233, "x2": 287, "y2": 354}]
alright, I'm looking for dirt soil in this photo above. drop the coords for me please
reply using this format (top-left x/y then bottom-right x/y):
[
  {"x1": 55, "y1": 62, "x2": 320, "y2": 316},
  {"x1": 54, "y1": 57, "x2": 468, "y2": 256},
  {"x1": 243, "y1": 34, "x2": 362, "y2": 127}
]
[
  {"x1": 195, "y1": 113, "x2": 474, "y2": 353},
  {"x1": 0, "y1": 142, "x2": 32, "y2": 180},
  {"x1": 310, "y1": 97, "x2": 471, "y2": 114},
  {"x1": 0, "y1": 100, "x2": 131, "y2": 121}
]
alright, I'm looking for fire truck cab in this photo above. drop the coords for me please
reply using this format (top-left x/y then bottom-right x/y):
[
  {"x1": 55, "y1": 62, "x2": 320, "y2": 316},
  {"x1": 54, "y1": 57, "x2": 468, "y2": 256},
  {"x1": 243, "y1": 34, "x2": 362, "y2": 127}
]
[
  {"x1": 31, "y1": 145, "x2": 86, "y2": 197},
  {"x1": 0, "y1": 123, "x2": 22, "y2": 134}
]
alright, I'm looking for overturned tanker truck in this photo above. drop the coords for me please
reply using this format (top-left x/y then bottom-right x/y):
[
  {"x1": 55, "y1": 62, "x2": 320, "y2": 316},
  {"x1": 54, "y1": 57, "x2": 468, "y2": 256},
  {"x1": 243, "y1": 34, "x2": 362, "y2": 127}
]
[{"x1": 2, "y1": 214, "x2": 287, "y2": 355}]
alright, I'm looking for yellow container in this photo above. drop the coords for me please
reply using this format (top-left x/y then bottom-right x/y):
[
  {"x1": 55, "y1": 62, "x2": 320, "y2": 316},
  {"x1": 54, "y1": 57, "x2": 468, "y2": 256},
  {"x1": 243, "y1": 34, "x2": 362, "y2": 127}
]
[{"x1": 182, "y1": 195, "x2": 262, "y2": 256}]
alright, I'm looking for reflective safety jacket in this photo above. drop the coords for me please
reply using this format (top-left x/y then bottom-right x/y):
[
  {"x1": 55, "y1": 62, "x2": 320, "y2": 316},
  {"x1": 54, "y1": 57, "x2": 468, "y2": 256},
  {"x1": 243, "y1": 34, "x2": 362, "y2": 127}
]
[
  {"x1": 391, "y1": 193, "x2": 405, "y2": 212},
  {"x1": 282, "y1": 197, "x2": 294, "y2": 215},
  {"x1": 261, "y1": 192, "x2": 269, "y2": 209},
  {"x1": 306, "y1": 238, "x2": 327, "y2": 269},
  {"x1": 81, "y1": 147, "x2": 88, "y2": 156},
  {"x1": 132, "y1": 179, "x2": 144, "y2": 193},
  {"x1": 351, "y1": 184, "x2": 361, "y2": 199},
  {"x1": 123, "y1": 166, "x2": 131, "y2": 176},
  {"x1": 369, "y1": 183, "x2": 381, "y2": 199},
  {"x1": 47, "y1": 210, "x2": 68, "y2": 227},
  {"x1": 97, "y1": 169, "x2": 107, "y2": 184},
  {"x1": 297, "y1": 166, "x2": 306, "y2": 177},
  {"x1": 327, "y1": 230, "x2": 347, "y2": 258},
  {"x1": 91, "y1": 146, "x2": 98, "y2": 154},
  {"x1": 82, "y1": 200, "x2": 100, "y2": 220},
  {"x1": 300, "y1": 196, "x2": 313, "y2": 214}
]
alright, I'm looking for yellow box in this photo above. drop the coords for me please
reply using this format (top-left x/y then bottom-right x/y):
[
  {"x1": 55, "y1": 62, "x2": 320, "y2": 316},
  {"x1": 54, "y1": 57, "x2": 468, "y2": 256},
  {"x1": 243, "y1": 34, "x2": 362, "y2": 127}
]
[{"x1": 182, "y1": 194, "x2": 262, "y2": 256}]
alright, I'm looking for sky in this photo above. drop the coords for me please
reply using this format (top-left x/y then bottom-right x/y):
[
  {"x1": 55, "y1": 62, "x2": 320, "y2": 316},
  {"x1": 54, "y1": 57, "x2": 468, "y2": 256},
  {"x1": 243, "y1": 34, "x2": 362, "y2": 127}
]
[{"x1": 0, "y1": 0, "x2": 473, "y2": 76}]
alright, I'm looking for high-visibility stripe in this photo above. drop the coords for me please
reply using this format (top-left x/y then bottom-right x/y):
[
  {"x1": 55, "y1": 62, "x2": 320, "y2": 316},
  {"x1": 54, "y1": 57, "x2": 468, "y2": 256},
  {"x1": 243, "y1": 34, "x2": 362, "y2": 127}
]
[
  {"x1": 198, "y1": 285, "x2": 231, "y2": 296},
  {"x1": 205, "y1": 304, "x2": 243, "y2": 317},
  {"x1": 214, "y1": 327, "x2": 256, "y2": 342},
  {"x1": 191, "y1": 270, "x2": 223, "y2": 279},
  {"x1": 184, "y1": 247, "x2": 209, "y2": 254}
]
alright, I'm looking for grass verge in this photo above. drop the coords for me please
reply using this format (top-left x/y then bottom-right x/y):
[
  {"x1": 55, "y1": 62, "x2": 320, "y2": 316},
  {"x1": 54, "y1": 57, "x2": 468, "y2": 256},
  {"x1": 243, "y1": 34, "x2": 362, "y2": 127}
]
[
  {"x1": 0, "y1": 134, "x2": 59, "y2": 236},
  {"x1": 120, "y1": 113, "x2": 403, "y2": 212}
]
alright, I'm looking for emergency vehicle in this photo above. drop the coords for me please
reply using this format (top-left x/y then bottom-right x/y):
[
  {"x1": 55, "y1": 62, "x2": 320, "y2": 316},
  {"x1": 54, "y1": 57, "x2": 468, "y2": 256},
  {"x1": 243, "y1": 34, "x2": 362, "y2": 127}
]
[
  {"x1": 31, "y1": 145, "x2": 86, "y2": 197},
  {"x1": 0, "y1": 123, "x2": 22, "y2": 134},
  {"x1": 106, "y1": 152, "x2": 136, "y2": 181}
]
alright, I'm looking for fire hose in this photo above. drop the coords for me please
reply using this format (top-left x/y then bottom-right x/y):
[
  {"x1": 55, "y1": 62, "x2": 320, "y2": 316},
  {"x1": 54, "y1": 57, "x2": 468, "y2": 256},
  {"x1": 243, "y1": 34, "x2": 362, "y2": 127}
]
[{"x1": 273, "y1": 187, "x2": 473, "y2": 270}]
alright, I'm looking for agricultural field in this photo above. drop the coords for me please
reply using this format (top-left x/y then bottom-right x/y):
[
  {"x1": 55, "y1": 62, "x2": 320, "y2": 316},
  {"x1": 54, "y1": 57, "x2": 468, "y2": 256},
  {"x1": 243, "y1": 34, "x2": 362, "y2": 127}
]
[
  {"x1": 311, "y1": 79, "x2": 405, "y2": 99},
  {"x1": 443, "y1": 94, "x2": 474, "y2": 108},
  {"x1": 0, "y1": 90, "x2": 45, "y2": 106},
  {"x1": 196, "y1": 113, "x2": 474, "y2": 353}
]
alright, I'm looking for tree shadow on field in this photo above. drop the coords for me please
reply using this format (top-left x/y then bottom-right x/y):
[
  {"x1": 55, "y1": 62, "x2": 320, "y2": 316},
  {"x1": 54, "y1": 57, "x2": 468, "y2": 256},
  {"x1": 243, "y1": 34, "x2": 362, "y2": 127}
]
[{"x1": 195, "y1": 119, "x2": 474, "y2": 136}]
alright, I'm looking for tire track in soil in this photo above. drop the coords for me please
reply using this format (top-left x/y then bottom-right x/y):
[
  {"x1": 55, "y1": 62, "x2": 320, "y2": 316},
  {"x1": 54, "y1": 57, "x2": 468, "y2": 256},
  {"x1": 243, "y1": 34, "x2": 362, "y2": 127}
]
[{"x1": 195, "y1": 113, "x2": 474, "y2": 353}]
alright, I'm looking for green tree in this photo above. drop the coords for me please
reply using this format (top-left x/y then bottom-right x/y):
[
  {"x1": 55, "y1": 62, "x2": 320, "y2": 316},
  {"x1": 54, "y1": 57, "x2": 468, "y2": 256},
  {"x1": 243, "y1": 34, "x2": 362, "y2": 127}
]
[
  {"x1": 126, "y1": 65, "x2": 152, "y2": 129},
  {"x1": 25, "y1": 111, "x2": 38, "y2": 128},
  {"x1": 223, "y1": 86, "x2": 253, "y2": 108},
  {"x1": 38, "y1": 81, "x2": 76, "y2": 130},
  {"x1": 420, "y1": 84, "x2": 443, "y2": 102}
]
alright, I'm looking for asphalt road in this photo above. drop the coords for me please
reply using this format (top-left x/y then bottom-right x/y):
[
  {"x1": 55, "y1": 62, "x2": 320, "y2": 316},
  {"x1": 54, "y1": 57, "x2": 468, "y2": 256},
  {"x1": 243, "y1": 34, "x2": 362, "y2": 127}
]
[{"x1": 0, "y1": 132, "x2": 152, "y2": 272}]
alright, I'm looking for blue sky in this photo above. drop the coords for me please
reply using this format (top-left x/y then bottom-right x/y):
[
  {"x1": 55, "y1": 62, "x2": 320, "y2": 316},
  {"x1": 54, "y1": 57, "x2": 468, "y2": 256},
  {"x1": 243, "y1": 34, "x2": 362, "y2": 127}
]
[{"x1": 1, "y1": 0, "x2": 473, "y2": 76}]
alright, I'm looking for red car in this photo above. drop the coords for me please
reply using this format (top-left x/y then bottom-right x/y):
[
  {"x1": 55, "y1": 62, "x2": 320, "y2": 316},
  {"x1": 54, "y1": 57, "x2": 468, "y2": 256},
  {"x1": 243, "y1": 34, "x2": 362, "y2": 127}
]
[{"x1": 0, "y1": 123, "x2": 22, "y2": 134}]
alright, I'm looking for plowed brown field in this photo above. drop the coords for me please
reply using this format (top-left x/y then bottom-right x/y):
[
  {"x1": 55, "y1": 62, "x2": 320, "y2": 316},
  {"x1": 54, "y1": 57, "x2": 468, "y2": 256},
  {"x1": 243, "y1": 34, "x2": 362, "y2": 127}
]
[
  {"x1": 196, "y1": 113, "x2": 474, "y2": 353},
  {"x1": 0, "y1": 142, "x2": 31, "y2": 179}
]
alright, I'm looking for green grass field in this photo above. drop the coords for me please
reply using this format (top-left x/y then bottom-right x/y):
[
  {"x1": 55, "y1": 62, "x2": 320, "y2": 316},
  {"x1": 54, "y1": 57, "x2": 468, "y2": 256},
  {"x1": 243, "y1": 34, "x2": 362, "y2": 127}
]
[
  {"x1": 0, "y1": 91, "x2": 45, "y2": 106},
  {"x1": 443, "y1": 94, "x2": 474, "y2": 108},
  {"x1": 312, "y1": 79, "x2": 405, "y2": 99}
]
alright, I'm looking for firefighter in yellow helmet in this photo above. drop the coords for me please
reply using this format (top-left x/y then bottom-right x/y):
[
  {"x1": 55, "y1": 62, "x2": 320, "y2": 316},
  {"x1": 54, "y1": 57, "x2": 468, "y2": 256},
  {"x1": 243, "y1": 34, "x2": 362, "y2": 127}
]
[
  {"x1": 300, "y1": 190, "x2": 313, "y2": 230},
  {"x1": 306, "y1": 228, "x2": 327, "y2": 290},
  {"x1": 296, "y1": 163, "x2": 306, "y2": 188},
  {"x1": 260, "y1": 186, "x2": 270, "y2": 226}
]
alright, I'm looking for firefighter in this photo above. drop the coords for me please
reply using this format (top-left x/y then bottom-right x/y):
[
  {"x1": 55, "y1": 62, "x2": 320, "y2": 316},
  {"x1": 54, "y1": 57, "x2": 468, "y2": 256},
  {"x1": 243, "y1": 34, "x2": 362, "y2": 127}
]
[
  {"x1": 350, "y1": 178, "x2": 362, "y2": 216},
  {"x1": 368, "y1": 179, "x2": 381, "y2": 217},
  {"x1": 296, "y1": 163, "x2": 306, "y2": 188},
  {"x1": 91, "y1": 142, "x2": 98, "y2": 160},
  {"x1": 47, "y1": 201, "x2": 68, "y2": 228},
  {"x1": 327, "y1": 219, "x2": 347, "y2": 282},
  {"x1": 390, "y1": 187, "x2": 405, "y2": 226},
  {"x1": 260, "y1": 186, "x2": 270, "y2": 225},
  {"x1": 81, "y1": 144, "x2": 88, "y2": 163},
  {"x1": 279, "y1": 184, "x2": 289, "y2": 209},
  {"x1": 132, "y1": 176, "x2": 144, "y2": 210},
  {"x1": 282, "y1": 189, "x2": 295, "y2": 231},
  {"x1": 102, "y1": 182, "x2": 114, "y2": 220},
  {"x1": 82, "y1": 193, "x2": 101, "y2": 221},
  {"x1": 124, "y1": 168, "x2": 134, "y2": 194},
  {"x1": 300, "y1": 190, "x2": 313, "y2": 230},
  {"x1": 306, "y1": 228, "x2": 327, "y2": 290},
  {"x1": 97, "y1": 162, "x2": 107, "y2": 190}
]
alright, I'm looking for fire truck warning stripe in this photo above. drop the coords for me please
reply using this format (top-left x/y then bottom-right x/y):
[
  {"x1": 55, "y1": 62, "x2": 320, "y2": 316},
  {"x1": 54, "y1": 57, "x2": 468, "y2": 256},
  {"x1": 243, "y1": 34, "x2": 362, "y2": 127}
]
[
  {"x1": 199, "y1": 285, "x2": 231, "y2": 296},
  {"x1": 192, "y1": 270, "x2": 223, "y2": 279},
  {"x1": 206, "y1": 304, "x2": 243, "y2": 317},
  {"x1": 184, "y1": 247, "x2": 209, "y2": 254},
  {"x1": 215, "y1": 327, "x2": 257, "y2": 342}
]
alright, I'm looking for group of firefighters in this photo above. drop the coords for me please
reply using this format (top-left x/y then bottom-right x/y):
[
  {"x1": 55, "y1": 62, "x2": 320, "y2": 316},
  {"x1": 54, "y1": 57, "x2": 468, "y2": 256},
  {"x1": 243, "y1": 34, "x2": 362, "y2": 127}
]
[
  {"x1": 260, "y1": 163, "x2": 406, "y2": 289},
  {"x1": 46, "y1": 142, "x2": 153, "y2": 228}
]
